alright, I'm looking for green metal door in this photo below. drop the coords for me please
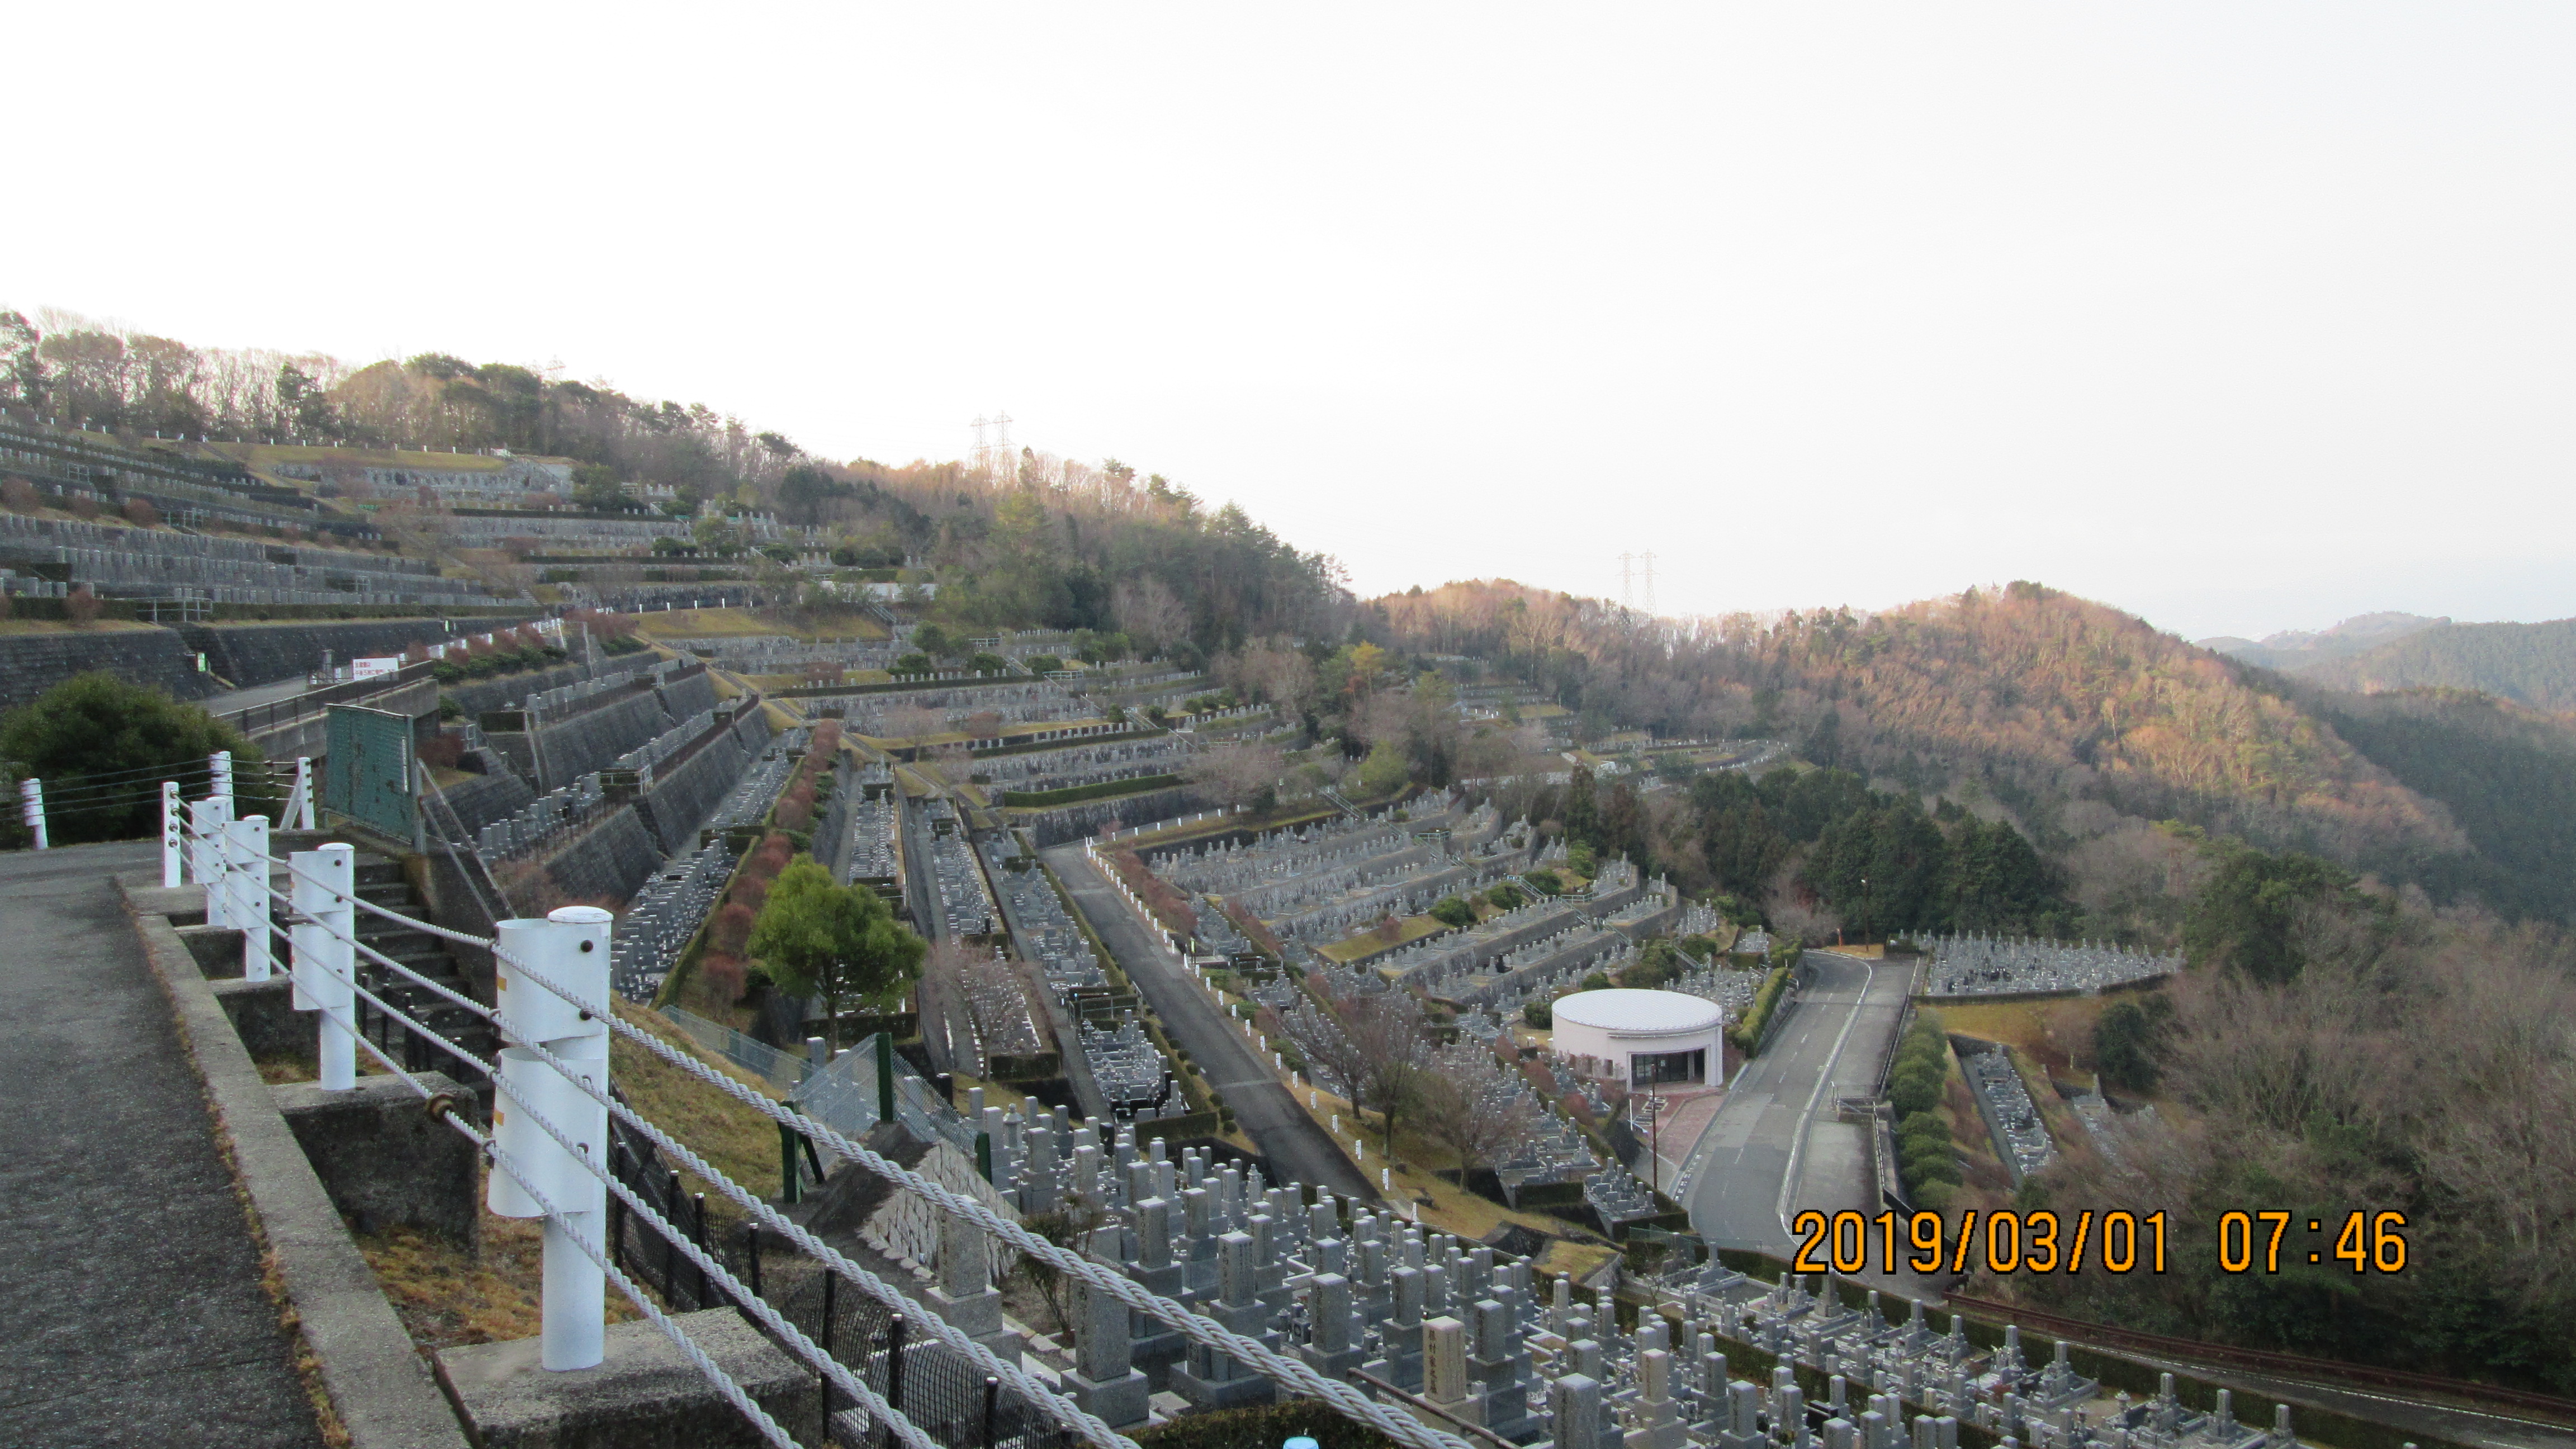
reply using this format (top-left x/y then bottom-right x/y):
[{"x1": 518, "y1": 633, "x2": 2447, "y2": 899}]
[{"x1": 323, "y1": 705, "x2": 414, "y2": 840}]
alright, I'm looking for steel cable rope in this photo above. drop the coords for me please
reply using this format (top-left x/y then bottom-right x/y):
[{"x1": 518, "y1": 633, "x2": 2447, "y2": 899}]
[
  {"x1": 15, "y1": 758, "x2": 222, "y2": 786},
  {"x1": 249, "y1": 876, "x2": 1136, "y2": 1449},
  {"x1": 287, "y1": 974, "x2": 808, "y2": 1449},
  {"x1": 261, "y1": 912, "x2": 956, "y2": 1449},
  {"x1": 253, "y1": 849, "x2": 1474, "y2": 1449}
]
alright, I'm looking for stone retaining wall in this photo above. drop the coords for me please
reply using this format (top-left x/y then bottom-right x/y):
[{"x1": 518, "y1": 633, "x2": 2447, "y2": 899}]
[
  {"x1": 512, "y1": 804, "x2": 665, "y2": 907},
  {"x1": 0, "y1": 627, "x2": 216, "y2": 712},
  {"x1": 636, "y1": 711, "x2": 772, "y2": 854},
  {"x1": 179, "y1": 617, "x2": 533, "y2": 689}
]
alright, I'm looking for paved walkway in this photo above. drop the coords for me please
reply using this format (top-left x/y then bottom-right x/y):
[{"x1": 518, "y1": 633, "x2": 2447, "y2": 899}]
[
  {"x1": 0, "y1": 843, "x2": 324, "y2": 1448},
  {"x1": 1041, "y1": 843, "x2": 1373, "y2": 1202}
]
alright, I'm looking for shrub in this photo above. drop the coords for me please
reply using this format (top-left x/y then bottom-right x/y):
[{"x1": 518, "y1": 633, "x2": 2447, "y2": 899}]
[
  {"x1": 1525, "y1": 869, "x2": 1564, "y2": 896},
  {"x1": 1428, "y1": 896, "x2": 1476, "y2": 929},
  {"x1": 69, "y1": 495, "x2": 101, "y2": 520},
  {"x1": 1581, "y1": 971, "x2": 1612, "y2": 991},
  {"x1": 120, "y1": 498, "x2": 160, "y2": 527},
  {"x1": 713, "y1": 902, "x2": 757, "y2": 954},
  {"x1": 1523, "y1": 1000, "x2": 1552, "y2": 1029},
  {"x1": 0, "y1": 673, "x2": 272, "y2": 844},
  {"x1": 1888, "y1": 1060, "x2": 1945, "y2": 1119},
  {"x1": 1486, "y1": 882, "x2": 1526, "y2": 911},
  {"x1": 63, "y1": 586, "x2": 102, "y2": 626},
  {"x1": 1, "y1": 476, "x2": 39, "y2": 513},
  {"x1": 1025, "y1": 655, "x2": 1063, "y2": 675}
]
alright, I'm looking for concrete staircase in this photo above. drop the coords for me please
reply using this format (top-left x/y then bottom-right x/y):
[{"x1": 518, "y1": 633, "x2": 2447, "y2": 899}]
[{"x1": 349, "y1": 856, "x2": 496, "y2": 1080}]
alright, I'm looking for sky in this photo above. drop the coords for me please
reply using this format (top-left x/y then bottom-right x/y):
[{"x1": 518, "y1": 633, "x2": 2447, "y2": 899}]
[{"x1": 10, "y1": 4, "x2": 2574, "y2": 642}]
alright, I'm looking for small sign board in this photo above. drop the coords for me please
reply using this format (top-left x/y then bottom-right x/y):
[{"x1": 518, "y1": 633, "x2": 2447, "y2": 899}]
[{"x1": 351, "y1": 656, "x2": 401, "y2": 680}]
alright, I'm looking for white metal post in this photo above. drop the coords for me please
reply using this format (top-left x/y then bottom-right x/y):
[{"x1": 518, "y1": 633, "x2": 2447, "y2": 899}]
[
  {"x1": 190, "y1": 795, "x2": 234, "y2": 923},
  {"x1": 209, "y1": 751, "x2": 233, "y2": 812},
  {"x1": 17, "y1": 779, "x2": 45, "y2": 851},
  {"x1": 226, "y1": 815, "x2": 272, "y2": 981},
  {"x1": 291, "y1": 844, "x2": 357, "y2": 1087},
  {"x1": 160, "y1": 782, "x2": 184, "y2": 887},
  {"x1": 489, "y1": 905, "x2": 613, "y2": 1371},
  {"x1": 291, "y1": 757, "x2": 316, "y2": 830}
]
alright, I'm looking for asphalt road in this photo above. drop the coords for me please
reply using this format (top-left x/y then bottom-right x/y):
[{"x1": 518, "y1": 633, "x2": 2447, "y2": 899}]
[
  {"x1": 0, "y1": 841, "x2": 325, "y2": 1448},
  {"x1": 1040, "y1": 842, "x2": 1374, "y2": 1203},
  {"x1": 1679, "y1": 951, "x2": 1911, "y2": 1253}
]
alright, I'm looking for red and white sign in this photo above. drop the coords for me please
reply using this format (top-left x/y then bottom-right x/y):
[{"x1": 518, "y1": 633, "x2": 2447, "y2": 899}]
[{"x1": 351, "y1": 656, "x2": 401, "y2": 680}]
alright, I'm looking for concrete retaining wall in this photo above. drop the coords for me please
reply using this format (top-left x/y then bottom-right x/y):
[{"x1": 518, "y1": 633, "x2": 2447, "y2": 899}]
[
  {"x1": 513, "y1": 803, "x2": 665, "y2": 906},
  {"x1": 487, "y1": 685, "x2": 669, "y2": 791},
  {"x1": 635, "y1": 711, "x2": 771, "y2": 855},
  {"x1": 655, "y1": 665, "x2": 719, "y2": 722},
  {"x1": 432, "y1": 769, "x2": 538, "y2": 834},
  {"x1": 441, "y1": 659, "x2": 590, "y2": 718},
  {"x1": 0, "y1": 626, "x2": 216, "y2": 712},
  {"x1": 181, "y1": 618, "x2": 532, "y2": 689}
]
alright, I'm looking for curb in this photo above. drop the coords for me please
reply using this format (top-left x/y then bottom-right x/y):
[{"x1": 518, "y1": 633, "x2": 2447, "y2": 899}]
[{"x1": 122, "y1": 877, "x2": 472, "y2": 1449}]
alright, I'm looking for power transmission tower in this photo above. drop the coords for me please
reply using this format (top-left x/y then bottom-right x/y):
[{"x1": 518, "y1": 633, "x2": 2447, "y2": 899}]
[
  {"x1": 1637, "y1": 551, "x2": 1656, "y2": 612},
  {"x1": 1617, "y1": 552, "x2": 1635, "y2": 609},
  {"x1": 969, "y1": 412, "x2": 1015, "y2": 485}
]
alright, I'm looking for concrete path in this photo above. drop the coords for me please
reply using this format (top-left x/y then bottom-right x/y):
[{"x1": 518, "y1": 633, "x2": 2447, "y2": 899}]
[
  {"x1": 1040, "y1": 843, "x2": 1373, "y2": 1202},
  {"x1": 1679, "y1": 951, "x2": 1910, "y2": 1253},
  {"x1": 0, "y1": 842, "x2": 325, "y2": 1448}
]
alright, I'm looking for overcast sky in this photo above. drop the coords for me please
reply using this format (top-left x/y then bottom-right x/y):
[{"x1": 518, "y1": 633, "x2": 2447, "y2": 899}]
[{"x1": 12, "y1": 4, "x2": 2573, "y2": 641}]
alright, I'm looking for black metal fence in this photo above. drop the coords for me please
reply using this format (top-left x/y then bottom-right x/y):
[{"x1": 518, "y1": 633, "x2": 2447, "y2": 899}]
[{"x1": 604, "y1": 1131, "x2": 1078, "y2": 1449}]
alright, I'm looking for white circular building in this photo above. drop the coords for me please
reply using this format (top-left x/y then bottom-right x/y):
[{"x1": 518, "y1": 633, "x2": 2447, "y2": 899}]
[{"x1": 1550, "y1": 988, "x2": 1725, "y2": 1090}]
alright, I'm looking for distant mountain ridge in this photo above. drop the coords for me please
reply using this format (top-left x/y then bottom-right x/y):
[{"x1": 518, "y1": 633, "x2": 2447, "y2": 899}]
[
  {"x1": 2196, "y1": 611, "x2": 2446, "y2": 670},
  {"x1": 2296, "y1": 617, "x2": 2576, "y2": 714}
]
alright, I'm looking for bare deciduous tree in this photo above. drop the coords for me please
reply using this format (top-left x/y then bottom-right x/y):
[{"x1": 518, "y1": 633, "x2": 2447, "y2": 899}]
[
  {"x1": 1113, "y1": 576, "x2": 1191, "y2": 657},
  {"x1": 1278, "y1": 991, "x2": 1431, "y2": 1154},
  {"x1": 1183, "y1": 739, "x2": 1284, "y2": 807},
  {"x1": 1416, "y1": 1067, "x2": 1538, "y2": 1183}
]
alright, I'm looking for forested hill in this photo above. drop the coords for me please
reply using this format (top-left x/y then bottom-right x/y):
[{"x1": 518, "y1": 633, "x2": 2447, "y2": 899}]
[
  {"x1": 2290, "y1": 617, "x2": 2576, "y2": 713},
  {"x1": 2294, "y1": 687, "x2": 2576, "y2": 922},
  {"x1": 1382, "y1": 579, "x2": 2458, "y2": 859},
  {"x1": 1372, "y1": 580, "x2": 2538, "y2": 912},
  {"x1": 0, "y1": 309, "x2": 1349, "y2": 657}
]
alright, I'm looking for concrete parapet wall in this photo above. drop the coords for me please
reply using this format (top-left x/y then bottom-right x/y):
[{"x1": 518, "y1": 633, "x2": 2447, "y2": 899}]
[{"x1": 0, "y1": 626, "x2": 216, "y2": 712}]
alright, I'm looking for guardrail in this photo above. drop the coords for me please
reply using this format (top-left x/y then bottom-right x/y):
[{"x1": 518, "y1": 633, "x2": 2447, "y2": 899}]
[
  {"x1": 220, "y1": 661, "x2": 437, "y2": 736},
  {"x1": 164, "y1": 773, "x2": 1483, "y2": 1449}
]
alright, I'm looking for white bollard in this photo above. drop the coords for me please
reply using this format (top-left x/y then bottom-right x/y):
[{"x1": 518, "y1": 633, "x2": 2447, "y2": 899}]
[
  {"x1": 489, "y1": 905, "x2": 614, "y2": 1371},
  {"x1": 209, "y1": 751, "x2": 233, "y2": 811},
  {"x1": 291, "y1": 844, "x2": 358, "y2": 1086},
  {"x1": 228, "y1": 815, "x2": 272, "y2": 982},
  {"x1": 18, "y1": 778, "x2": 46, "y2": 851},
  {"x1": 291, "y1": 757, "x2": 317, "y2": 830},
  {"x1": 160, "y1": 782, "x2": 183, "y2": 887}
]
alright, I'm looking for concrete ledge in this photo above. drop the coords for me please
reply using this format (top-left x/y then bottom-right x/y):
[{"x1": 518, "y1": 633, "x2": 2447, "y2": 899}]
[
  {"x1": 217, "y1": 973, "x2": 316, "y2": 1060},
  {"x1": 124, "y1": 878, "x2": 473, "y2": 1449},
  {"x1": 435, "y1": 1309, "x2": 817, "y2": 1449},
  {"x1": 277, "y1": 1072, "x2": 481, "y2": 1248}
]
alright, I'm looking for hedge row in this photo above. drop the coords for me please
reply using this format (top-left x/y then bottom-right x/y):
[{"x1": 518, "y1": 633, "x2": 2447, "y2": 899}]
[
  {"x1": 999, "y1": 772, "x2": 1183, "y2": 808},
  {"x1": 1727, "y1": 966, "x2": 1792, "y2": 1053}
]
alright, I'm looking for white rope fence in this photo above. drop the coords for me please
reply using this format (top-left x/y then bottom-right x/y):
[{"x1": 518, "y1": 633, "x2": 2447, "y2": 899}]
[{"x1": 170, "y1": 793, "x2": 1476, "y2": 1449}]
